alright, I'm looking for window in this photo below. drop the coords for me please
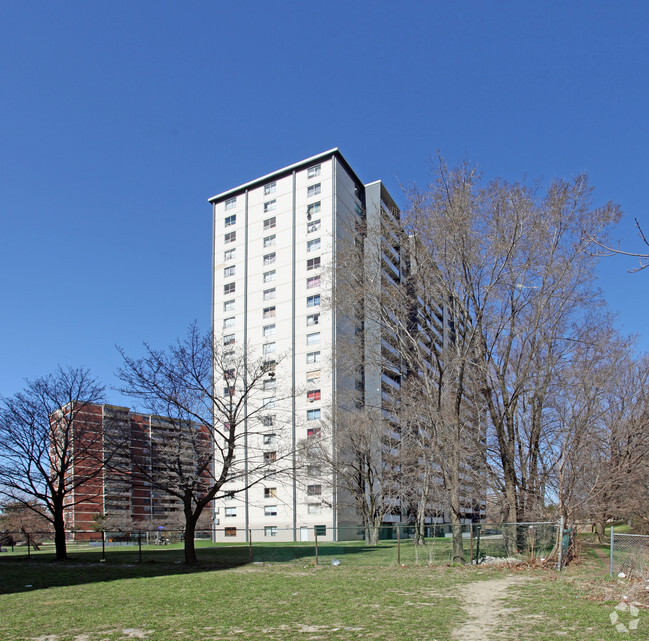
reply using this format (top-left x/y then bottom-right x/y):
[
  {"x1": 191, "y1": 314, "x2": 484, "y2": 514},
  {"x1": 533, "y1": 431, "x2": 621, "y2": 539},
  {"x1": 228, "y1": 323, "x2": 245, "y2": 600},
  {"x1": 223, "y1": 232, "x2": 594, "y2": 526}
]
[
  {"x1": 225, "y1": 197, "x2": 236, "y2": 210},
  {"x1": 264, "y1": 505, "x2": 278, "y2": 517},
  {"x1": 224, "y1": 368, "x2": 235, "y2": 380},
  {"x1": 264, "y1": 234, "x2": 276, "y2": 247},
  {"x1": 306, "y1": 332, "x2": 321, "y2": 345},
  {"x1": 307, "y1": 294, "x2": 320, "y2": 307},
  {"x1": 264, "y1": 217, "x2": 276, "y2": 231},
  {"x1": 261, "y1": 415, "x2": 275, "y2": 427},
  {"x1": 307, "y1": 314, "x2": 319, "y2": 326},
  {"x1": 307, "y1": 276, "x2": 320, "y2": 289},
  {"x1": 306, "y1": 351, "x2": 320, "y2": 364},
  {"x1": 264, "y1": 181, "x2": 276, "y2": 195},
  {"x1": 308, "y1": 504, "x2": 322, "y2": 515},
  {"x1": 263, "y1": 306, "x2": 276, "y2": 318},
  {"x1": 264, "y1": 487, "x2": 277, "y2": 498},
  {"x1": 307, "y1": 202, "x2": 321, "y2": 216},
  {"x1": 224, "y1": 299, "x2": 235, "y2": 312},
  {"x1": 307, "y1": 389, "x2": 321, "y2": 402},
  {"x1": 263, "y1": 252, "x2": 276, "y2": 265},
  {"x1": 264, "y1": 526, "x2": 277, "y2": 537},
  {"x1": 307, "y1": 257, "x2": 321, "y2": 270},
  {"x1": 225, "y1": 214, "x2": 236, "y2": 227},
  {"x1": 264, "y1": 451, "x2": 277, "y2": 463},
  {"x1": 307, "y1": 238, "x2": 321, "y2": 252},
  {"x1": 223, "y1": 317, "x2": 235, "y2": 329},
  {"x1": 224, "y1": 527, "x2": 237, "y2": 537},
  {"x1": 307, "y1": 464, "x2": 322, "y2": 476},
  {"x1": 225, "y1": 231, "x2": 236, "y2": 244},
  {"x1": 262, "y1": 379, "x2": 276, "y2": 390},
  {"x1": 225, "y1": 507, "x2": 236, "y2": 517},
  {"x1": 307, "y1": 219, "x2": 321, "y2": 233},
  {"x1": 263, "y1": 397, "x2": 276, "y2": 409},
  {"x1": 263, "y1": 434, "x2": 276, "y2": 445},
  {"x1": 263, "y1": 342, "x2": 276, "y2": 355},
  {"x1": 307, "y1": 409, "x2": 321, "y2": 421},
  {"x1": 263, "y1": 270, "x2": 276, "y2": 283},
  {"x1": 224, "y1": 265, "x2": 235, "y2": 278},
  {"x1": 307, "y1": 183, "x2": 321, "y2": 197},
  {"x1": 262, "y1": 360, "x2": 276, "y2": 372},
  {"x1": 307, "y1": 484, "x2": 322, "y2": 496},
  {"x1": 307, "y1": 165, "x2": 321, "y2": 178},
  {"x1": 263, "y1": 324, "x2": 276, "y2": 337},
  {"x1": 264, "y1": 200, "x2": 276, "y2": 213},
  {"x1": 306, "y1": 370, "x2": 321, "y2": 384},
  {"x1": 223, "y1": 334, "x2": 235, "y2": 346},
  {"x1": 223, "y1": 386, "x2": 235, "y2": 396},
  {"x1": 263, "y1": 288, "x2": 276, "y2": 301},
  {"x1": 224, "y1": 248, "x2": 236, "y2": 261},
  {"x1": 224, "y1": 282, "x2": 235, "y2": 295}
]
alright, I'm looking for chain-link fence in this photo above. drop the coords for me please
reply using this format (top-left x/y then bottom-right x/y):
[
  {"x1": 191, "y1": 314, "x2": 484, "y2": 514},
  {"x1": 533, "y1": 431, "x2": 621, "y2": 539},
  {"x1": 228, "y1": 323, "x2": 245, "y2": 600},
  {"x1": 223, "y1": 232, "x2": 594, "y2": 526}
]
[
  {"x1": 610, "y1": 532, "x2": 649, "y2": 577},
  {"x1": 1, "y1": 521, "x2": 565, "y2": 567}
]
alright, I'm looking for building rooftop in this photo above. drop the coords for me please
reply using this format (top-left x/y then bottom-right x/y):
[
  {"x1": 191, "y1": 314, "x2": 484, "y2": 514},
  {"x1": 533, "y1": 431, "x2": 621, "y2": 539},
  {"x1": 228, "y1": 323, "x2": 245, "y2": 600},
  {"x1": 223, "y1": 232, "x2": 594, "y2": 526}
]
[{"x1": 208, "y1": 148, "x2": 365, "y2": 204}]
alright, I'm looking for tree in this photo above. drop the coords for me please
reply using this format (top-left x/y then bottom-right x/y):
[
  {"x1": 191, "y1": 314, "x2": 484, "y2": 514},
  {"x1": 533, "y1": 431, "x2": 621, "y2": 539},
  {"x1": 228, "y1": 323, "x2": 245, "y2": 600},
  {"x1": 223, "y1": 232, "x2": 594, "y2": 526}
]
[
  {"x1": 405, "y1": 158, "x2": 621, "y2": 544},
  {"x1": 0, "y1": 501, "x2": 54, "y2": 548},
  {"x1": 302, "y1": 404, "x2": 402, "y2": 545},
  {"x1": 327, "y1": 201, "x2": 484, "y2": 557},
  {"x1": 116, "y1": 323, "x2": 292, "y2": 564},
  {"x1": 589, "y1": 218, "x2": 649, "y2": 272},
  {"x1": 0, "y1": 367, "x2": 105, "y2": 560}
]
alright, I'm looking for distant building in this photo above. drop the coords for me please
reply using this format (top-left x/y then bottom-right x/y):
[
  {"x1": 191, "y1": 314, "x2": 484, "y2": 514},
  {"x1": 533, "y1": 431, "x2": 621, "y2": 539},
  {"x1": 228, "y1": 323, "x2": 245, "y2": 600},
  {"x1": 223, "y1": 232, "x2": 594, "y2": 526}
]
[{"x1": 62, "y1": 403, "x2": 211, "y2": 537}]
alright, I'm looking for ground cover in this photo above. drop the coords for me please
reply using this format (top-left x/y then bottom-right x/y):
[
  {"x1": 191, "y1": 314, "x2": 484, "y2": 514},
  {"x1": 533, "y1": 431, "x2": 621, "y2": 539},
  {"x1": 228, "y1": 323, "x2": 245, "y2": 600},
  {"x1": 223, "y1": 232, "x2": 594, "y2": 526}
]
[{"x1": 0, "y1": 539, "x2": 643, "y2": 640}]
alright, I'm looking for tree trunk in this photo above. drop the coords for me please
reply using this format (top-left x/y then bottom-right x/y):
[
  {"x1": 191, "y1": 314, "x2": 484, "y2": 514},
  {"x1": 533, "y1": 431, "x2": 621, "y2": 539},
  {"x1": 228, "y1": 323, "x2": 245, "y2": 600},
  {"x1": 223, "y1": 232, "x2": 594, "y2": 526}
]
[
  {"x1": 183, "y1": 498, "x2": 198, "y2": 565},
  {"x1": 53, "y1": 508, "x2": 68, "y2": 561},
  {"x1": 368, "y1": 522, "x2": 380, "y2": 546},
  {"x1": 594, "y1": 518, "x2": 606, "y2": 544},
  {"x1": 413, "y1": 504, "x2": 427, "y2": 545}
]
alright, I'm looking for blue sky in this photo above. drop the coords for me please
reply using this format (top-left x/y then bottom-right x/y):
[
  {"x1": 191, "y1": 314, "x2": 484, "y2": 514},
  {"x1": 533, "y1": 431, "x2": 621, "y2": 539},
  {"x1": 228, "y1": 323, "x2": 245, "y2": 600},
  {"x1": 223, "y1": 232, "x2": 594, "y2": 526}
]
[{"x1": 1, "y1": 1, "x2": 647, "y2": 406}]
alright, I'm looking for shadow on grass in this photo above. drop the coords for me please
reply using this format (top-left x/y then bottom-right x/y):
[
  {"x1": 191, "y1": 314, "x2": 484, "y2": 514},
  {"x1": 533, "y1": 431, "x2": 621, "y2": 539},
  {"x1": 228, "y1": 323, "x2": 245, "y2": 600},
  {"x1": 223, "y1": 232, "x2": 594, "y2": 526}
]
[{"x1": 0, "y1": 541, "x2": 383, "y2": 595}]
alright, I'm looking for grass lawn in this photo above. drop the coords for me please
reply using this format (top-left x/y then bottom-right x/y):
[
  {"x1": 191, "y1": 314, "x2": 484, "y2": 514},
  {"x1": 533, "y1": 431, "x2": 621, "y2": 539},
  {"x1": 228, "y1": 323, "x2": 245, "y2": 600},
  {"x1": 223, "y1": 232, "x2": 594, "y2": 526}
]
[{"x1": 0, "y1": 540, "x2": 643, "y2": 640}]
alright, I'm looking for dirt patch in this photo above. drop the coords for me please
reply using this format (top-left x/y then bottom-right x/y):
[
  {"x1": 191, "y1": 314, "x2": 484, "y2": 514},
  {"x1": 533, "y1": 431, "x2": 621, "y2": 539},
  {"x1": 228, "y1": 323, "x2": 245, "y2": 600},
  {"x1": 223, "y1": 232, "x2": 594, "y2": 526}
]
[{"x1": 453, "y1": 574, "x2": 530, "y2": 641}]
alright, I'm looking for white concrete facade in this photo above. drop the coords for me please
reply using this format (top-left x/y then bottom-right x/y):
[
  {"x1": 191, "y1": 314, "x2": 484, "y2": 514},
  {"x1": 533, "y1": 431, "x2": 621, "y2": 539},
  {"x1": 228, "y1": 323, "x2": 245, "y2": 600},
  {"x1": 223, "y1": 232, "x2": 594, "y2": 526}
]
[{"x1": 209, "y1": 150, "x2": 379, "y2": 542}]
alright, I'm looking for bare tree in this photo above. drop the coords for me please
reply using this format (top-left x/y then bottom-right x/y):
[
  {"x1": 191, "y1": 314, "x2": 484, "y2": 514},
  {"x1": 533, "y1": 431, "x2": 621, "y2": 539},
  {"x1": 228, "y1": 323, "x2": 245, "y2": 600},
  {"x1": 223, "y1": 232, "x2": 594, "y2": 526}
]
[
  {"x1": 0, "y1": 367, "x2": 105, "y2": 560},
  {"x1": 405, "y1": 158, "x2": 621, "y2": 545},
  {"x1": 0, "y1": 500, "x2": 54, "y2": 549},
  {"x1": 302, "y1": 403, "x2": 402, "y2": 545},
  {"x1": 116, "y1": 323, "x2": 293, "y2": 564},
  {"x1": 589, "y1": 218, "x2": 649, "y2": 272},
  {"x1": 325, "y1": 201, "x2": 485, "y2": 558},
  {"x1": 552, "y1": 340, "x2": 649, "y2": 539}
]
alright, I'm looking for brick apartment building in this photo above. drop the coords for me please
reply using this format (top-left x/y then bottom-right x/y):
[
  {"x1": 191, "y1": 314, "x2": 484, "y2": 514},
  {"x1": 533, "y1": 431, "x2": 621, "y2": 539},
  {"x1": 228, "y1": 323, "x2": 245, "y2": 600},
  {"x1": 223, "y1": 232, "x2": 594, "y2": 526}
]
[{"x1": 63, "y1": 403, "x2": 211, "y2": 537}]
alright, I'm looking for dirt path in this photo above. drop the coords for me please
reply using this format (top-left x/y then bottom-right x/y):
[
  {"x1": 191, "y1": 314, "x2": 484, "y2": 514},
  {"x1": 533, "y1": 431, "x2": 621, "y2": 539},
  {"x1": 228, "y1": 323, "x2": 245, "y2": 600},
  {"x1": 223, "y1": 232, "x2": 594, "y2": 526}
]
[{"x1": 452, "y1": 574, "x2": 531, "y2": 641}]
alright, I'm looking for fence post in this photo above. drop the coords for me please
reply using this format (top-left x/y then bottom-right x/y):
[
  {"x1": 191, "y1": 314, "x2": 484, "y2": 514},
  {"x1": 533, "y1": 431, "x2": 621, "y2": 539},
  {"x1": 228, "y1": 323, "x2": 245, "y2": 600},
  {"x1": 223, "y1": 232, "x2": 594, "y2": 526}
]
[
  {"x1": 314, "y1": 528, "x2": 318, "y2": 565},
  {"x1": 138, "y1": 531, "x2": 142, "y2": 563},
  {"x1": 249, "y1": 529, "x2": 253, "y2": 563},
  {"x1": 557, "y1": 516, "x2": 564, "y2": 572},
  {"x1": 610, "y1": 525, "x2": 614, "y2": 577},
  {"x1": 101, "y1": 530, "x2": 106, "y2": 562},
  {"x1": 470, "y1": 525, "x2": 474, "y2": 563},
  {"x1": 26, "y1": 533, "x2": 30, "y2": 559},
  {"x1": 397, "y1": 525, "x2": 400, "y2": 566}
]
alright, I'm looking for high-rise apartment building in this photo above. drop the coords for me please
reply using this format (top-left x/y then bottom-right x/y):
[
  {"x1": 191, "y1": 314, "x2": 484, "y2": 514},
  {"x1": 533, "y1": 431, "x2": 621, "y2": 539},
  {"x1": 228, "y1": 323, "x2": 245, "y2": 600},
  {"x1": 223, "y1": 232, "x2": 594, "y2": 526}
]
[
  {"x1": 209, "y1": 149, "x2": 482, "y2": 543},
  {"x1": 63, "y1": 403, "x2": 211, "y2": 538},
  {"x1": 208, "y1": 149, "x2": 412, "y2": 542}
]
